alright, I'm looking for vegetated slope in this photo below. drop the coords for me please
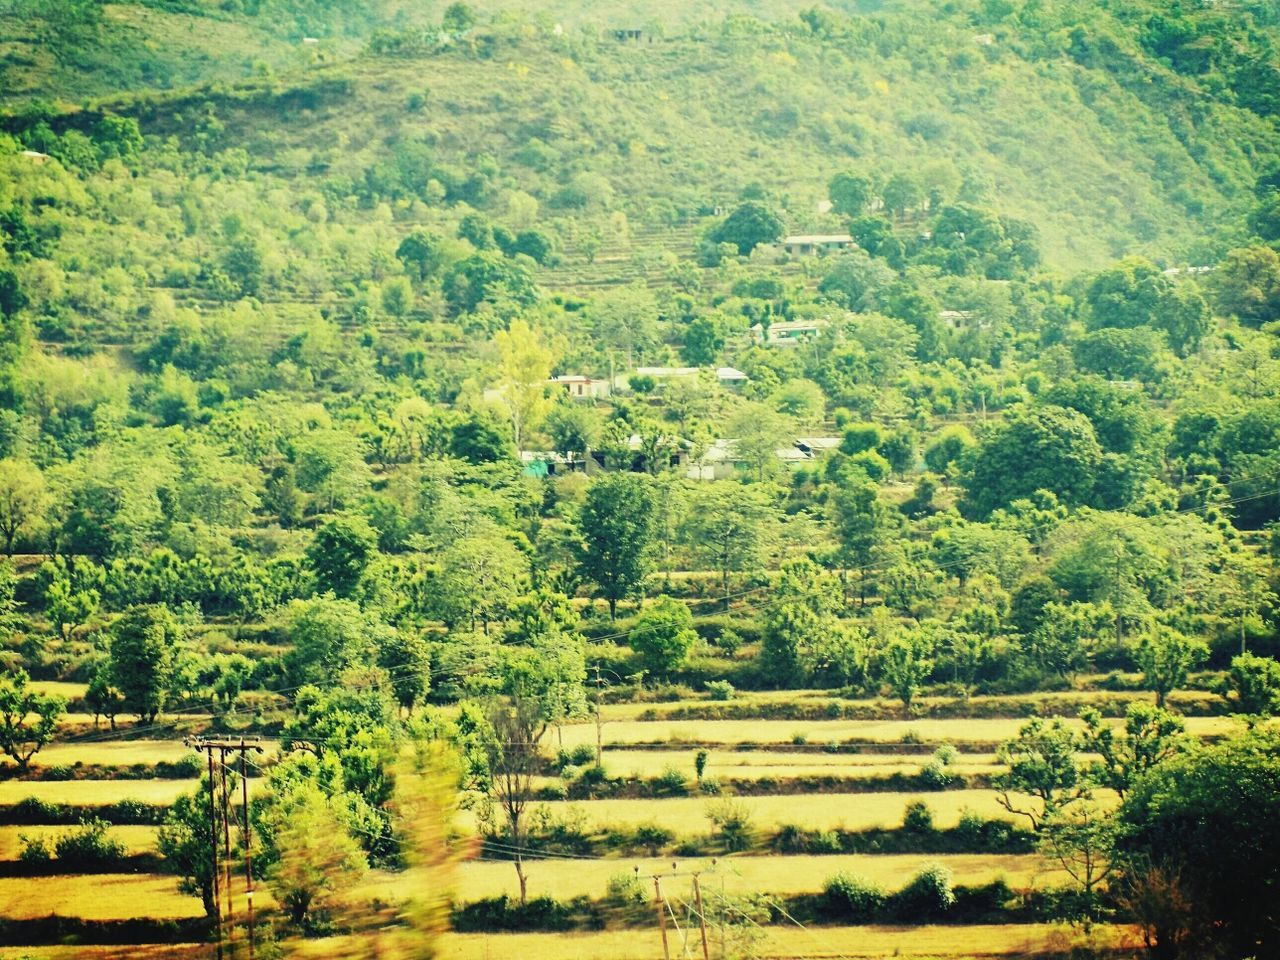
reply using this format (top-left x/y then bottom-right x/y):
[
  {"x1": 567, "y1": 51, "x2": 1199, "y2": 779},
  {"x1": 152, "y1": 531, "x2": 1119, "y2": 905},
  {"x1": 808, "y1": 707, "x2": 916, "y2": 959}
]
[{"x1": 8, "y1": 1, "x2": 1280, "y2": 271}]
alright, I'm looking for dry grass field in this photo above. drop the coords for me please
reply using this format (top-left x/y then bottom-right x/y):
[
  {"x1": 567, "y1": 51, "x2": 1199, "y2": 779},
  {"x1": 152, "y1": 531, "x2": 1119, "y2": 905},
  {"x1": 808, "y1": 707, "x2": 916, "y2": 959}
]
[
  {"x1": 287, "y1": 923, "x2": 1139, "y2": 959},
  {"x1": 454, "y1": 790, "x2": 1049, "y2": 836},
  {"x1": 0, "y1": 778, "x2": 200, "y2": 807},
  {"x1": 0, "y1": 851, "x2": 1065, "y2": 923},
  {"x1": 442, "y1": 852, "x2": 1064, "y2": 902},
  {"x1": 597, "y1": 749, "x2": 1003, "y2": 780},
  {"x1": 562, "y1": 716, "x2": 1239, "y2": 749},
  {"x1": 0, "y1": 874, "x2": 203, "y2": 920},
  {"x1": 30, "y1": 740, "x2": 204, "y2": 767},
  {"x1": 594, "y1": 687, "x2": 1222, "y2": 722},
  {"x1": 0, "y1": 922, "x2": 1139, "y2": 960},
  {"x1": 0, "y1": 824, "x2": 159, "y2": 859}
]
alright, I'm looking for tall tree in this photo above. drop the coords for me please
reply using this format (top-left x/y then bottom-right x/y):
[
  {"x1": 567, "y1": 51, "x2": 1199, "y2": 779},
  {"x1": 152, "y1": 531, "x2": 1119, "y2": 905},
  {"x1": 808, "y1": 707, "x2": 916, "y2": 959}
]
[
  {"x1": 681, "y1": 483, "x2": 777, "y2": 608},
  {"x1": 478, "y1": 692, "x2": 547, "y2": 905},
  {"x1": 1114, "y1": 729, "x2": 1280, "y2": 959},
  {"x1": 1136, "y1": 625, "x2": 1207, "y2": 709},
  {"x1": 961, "y1": 406, "x2": 1103, "y2": 518},
  {"x1": 995, "y1": 717, "x2": 1087, "y2": 831},
  {"x1": 629, "y1": 596, "x2": 698, "y2": 680},
  {"x1": 707, "y1": 202, "x2": 784, "y2": 256},
  {"x1": 830, "y1": 479, "x2": 893, "y2": 604},
  {"x1": 0, "y1": 459, "x2": 46, "y2": 554},
  {"x1": 108, "y1": 605, "x2": 182, "y2": 724},
  {"x1": 493, "y1": 319, "x2": 554, "y2": 451},
  {"x1": 306, "y1": 514, "x2": 378, "y2": 599},
  {"x1": 577, "y1": 473, "x2": 654, "y2": 620}
]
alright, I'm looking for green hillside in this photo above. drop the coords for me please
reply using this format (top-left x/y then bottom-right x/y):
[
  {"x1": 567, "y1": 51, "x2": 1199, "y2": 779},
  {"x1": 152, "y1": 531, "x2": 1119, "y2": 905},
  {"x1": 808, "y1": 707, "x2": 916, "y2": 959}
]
[
  {"x1": 4, "y1": 0, "x2": 1279, "y2": 272},
  {"x1": 3, "y1": 1, "x2": 1280, "y2": 957}
]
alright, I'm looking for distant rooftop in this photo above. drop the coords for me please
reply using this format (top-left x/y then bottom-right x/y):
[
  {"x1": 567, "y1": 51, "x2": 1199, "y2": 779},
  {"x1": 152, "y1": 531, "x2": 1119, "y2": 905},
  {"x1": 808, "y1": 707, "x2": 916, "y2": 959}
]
[{"x1": 781, "y1": 234, "x2": 853, "y2": 245}]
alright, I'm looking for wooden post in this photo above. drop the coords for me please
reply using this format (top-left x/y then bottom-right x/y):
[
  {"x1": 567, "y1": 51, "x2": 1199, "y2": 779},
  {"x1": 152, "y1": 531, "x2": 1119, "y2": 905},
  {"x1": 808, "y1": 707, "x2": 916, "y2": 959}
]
[
  {"x1": 240, "y1": 743, "x2": 255, "y2": 960},
  {"x1": 693, "y1": 875, "x2": 710, "y2": 960},
  {"x1": 207, "y1": 752, "x2": 222, "y2": 960},
  {"x1": 218, "y1": 749, "x2": 234, "y2": 955},
  {"x1": 654, "y1": 876, "x2": 671, "y2": 960}
]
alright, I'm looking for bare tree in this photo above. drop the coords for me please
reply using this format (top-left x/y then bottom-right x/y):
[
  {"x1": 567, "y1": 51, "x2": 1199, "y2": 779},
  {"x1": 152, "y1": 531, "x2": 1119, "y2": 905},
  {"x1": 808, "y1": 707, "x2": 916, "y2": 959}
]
[{"x1": 482, "y1": 693, "x2": 547, "y2": 905}]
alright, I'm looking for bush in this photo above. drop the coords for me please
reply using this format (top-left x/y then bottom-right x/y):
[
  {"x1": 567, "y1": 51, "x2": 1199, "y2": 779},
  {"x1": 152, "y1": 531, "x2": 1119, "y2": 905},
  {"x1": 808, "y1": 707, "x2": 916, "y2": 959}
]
[
  {"x1": 605, "y1": 870, "x2": 647, "y2": 905},
  {"x1": 822, "y1": 872, "x2": 886, "y2": 922},
  {"x1": 707, "y1": 800, "x2": 755, "y2": 853},
  {"x1": 699, "y1": 777, "x2": 722, "y2": 795},
  {"x1": 53, "y1": 818, "x2": 127, "y2": 868},
  {"x1": 919, "y1": 757, "x2": 954, "y2": 790},
  {"x1": 655, "y1": 765, "x2": 689, "y2": 796},
  {"x1": 705, "y1": 679, "x2": 735, "y2": 701},
  {"x1": 633, "y1": 822, "x2": 673, "y2": 855},
  {"x1": 809, "y1": 830, "x2": 843, "y2": 854},
  {"x1": 17, "y1": 833, "x2": 51, "y2": 864},
  {"x1": 902, "y1": 800, "x2": 935, "y2": 834},
  {"x1": 555, "y1": 744, "x2": 598, "y2": 772},
  {"x1": 890, "y1": 863, "x2": 955, "y2": 920}
]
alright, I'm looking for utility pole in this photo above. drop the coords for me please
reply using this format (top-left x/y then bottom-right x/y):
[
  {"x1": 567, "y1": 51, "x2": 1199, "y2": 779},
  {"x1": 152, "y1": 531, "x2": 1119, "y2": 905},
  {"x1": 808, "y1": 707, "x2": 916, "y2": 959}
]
[
  {"x1": 239, "y1": 743, "x2": 256, "y2": 960},
  {"x1": 692, "y1": 874, "x2": 710, "y2": 960},
  {"x1": 206, "y1": 748, "x2": 222, "y2": 960},
  {"x1": 654, "y1": 876, "x2": 671, "y2": 960},
  {"x1": 593, "y1": 664, "x2": 604, "y2": 767},
  {"x1": 187, "y1": 737, "x2": 263, "y2": 960}
]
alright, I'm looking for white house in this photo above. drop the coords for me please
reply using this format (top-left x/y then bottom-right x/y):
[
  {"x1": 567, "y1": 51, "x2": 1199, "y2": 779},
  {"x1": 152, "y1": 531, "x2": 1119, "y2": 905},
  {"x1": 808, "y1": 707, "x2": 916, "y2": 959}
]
[
  {"x1": 751, "y1": 319, "x2": 829, "y2": 346},
  {"x1": 548, "y1": 374, "x2": 610, "y2": 399},
  {"x1": 616, "y1": 366, "x2": 748, "y2": 390},
  {"x1": 780, "y1": 234, "x2": 853, "y2": 256},
  {"x1": 19, "y1": 150, "x2": 49, "y2": 165}
]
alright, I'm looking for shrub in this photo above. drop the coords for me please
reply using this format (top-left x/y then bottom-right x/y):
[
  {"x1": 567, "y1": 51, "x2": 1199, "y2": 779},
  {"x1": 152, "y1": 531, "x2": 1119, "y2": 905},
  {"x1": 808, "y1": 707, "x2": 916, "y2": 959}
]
[
  {"x1": 633, "y1": 822, "x2": 673, "y2": 855},
  {"x1": 53, "y1": 818, "x2": 127, "y2": 867},
  {"x1": 699, "y1": 777, "x2": 721, "y2": 796},
  {"x1": 705, "y1": 679, "x2": 735, "y2": 701},
  {"x1": 919, "y1": 758, "x2": 954, "y2": 790},
  {"x1": 18, "y1": 832, "x2": 52, "y2": 864},
  {"x1": 809, "y1": 830, "x2": 843, "y2": 854},
  {"x1": 822, "y1": 872, "x2": 886, "y2": 922},
  {"x1": 902, "y1": 800, "x2": 935, "y2": 834},
  {"x1": 790, "y1": 731, "x2": 808, "y2": 745},
  {"x1": 605, "y1": 870, "x2": 647, "y2": 905},
  {"x1": 890, "y1": 863, "x2": 955, "y2": 920},
  {"x1": 707, "y1": 800, "x2": 755, "y2": 853},
  {"x1": 655, "y1": 765, "x2": 689, "y2": 796}
]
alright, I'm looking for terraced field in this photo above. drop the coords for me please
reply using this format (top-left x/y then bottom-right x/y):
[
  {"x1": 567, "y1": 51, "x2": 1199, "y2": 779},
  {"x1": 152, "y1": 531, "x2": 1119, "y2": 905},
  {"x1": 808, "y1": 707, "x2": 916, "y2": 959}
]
[{"x1": 1, "y1": 691, "x2": 1241, "y2": 958}]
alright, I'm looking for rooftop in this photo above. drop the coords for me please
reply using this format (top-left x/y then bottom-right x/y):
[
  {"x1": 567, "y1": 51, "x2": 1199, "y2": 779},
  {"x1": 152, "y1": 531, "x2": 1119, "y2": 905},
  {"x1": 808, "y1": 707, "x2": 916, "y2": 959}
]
[{"x1": 782, "y1": 234, "x2": 853, "y2": 244}]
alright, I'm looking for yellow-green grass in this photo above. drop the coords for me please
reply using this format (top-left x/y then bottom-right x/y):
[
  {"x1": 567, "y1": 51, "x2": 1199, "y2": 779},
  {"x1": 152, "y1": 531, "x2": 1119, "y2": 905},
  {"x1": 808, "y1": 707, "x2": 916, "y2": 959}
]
[
  {"x1": 0, "y1": 825, "x2": 158, "y2": 859},
  {"x1": 28, "y1": 681, "x2": 88, "y2": 701},
  {"x1": 1, "y1": 853, "x2": 1059, "y2": 927},
  {"x1": 564, "y1": 715, "x2": 1239, "y2": 748},
  {"x1": 0, "y1": 778, "x2": 254, "y2": 807},
  {"x1": 28, "y1": 740, "x2": 203, "y2": 768},
  {"x1": 597, "y1": 686, "x2": 1219, "y2": 721},
  {"x1": 435, "y1": 853, "x2": 1063, "y2": 903},
  {"x1": 0, "y1": 947, "x2": 203, "y2": 960},
  {"x1": 55, "y1": 712, "x2": 206, "y2": 731},
  {"x1": 290, "y1": 923, "x2": 1138, "y2": 959},
  {"x1": 597, "y1": 749, "x2": 1002, "y2": 780},
  {"x1": 0, "y1": 874, "x2": 203, "y2": 920},
  {"x1": 456, "y1": 790, "x2": 1079, "y2": 836}
]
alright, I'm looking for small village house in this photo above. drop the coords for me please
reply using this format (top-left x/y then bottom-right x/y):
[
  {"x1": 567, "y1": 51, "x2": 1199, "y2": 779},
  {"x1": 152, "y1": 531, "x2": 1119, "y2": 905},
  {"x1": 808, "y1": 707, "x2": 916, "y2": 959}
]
[
  {"x1": 548, "y1": 374, "x2": 611, "y2": 400},
  {"x1": 780, "y1": 234, "x2": 853, "y2": 256},
  {"x1": 751, "y1": 319, "x2": 829, "y2": 346}
]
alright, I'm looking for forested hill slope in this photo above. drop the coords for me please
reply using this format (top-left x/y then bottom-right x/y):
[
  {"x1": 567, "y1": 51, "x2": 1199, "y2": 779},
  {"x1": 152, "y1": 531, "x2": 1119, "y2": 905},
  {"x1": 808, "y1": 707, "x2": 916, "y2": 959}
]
[{"x1": 3, "y1": 0, "x2": 1279, "y2": 270}]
